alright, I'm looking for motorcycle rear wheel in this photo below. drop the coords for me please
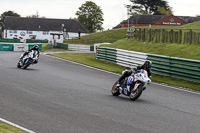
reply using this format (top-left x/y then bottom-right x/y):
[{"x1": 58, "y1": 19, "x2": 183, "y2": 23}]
[
  {"x1": 130, "y1": 85, "x2": 143, "y2": 101},
  {"x1": 111, "y1": 81, "x2": 120, "y2": 96}
]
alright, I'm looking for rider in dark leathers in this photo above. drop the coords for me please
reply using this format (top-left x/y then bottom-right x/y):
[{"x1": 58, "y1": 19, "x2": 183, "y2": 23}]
[
  {"x1": 21, "y1": 45, "x2": 39, "y2": 61},
  {"x1": 117, "y1": 60, "x2": 152, "y2": 90}
]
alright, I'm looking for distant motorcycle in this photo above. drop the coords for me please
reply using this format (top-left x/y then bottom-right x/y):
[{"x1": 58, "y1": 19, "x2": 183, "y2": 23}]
[
  {"x1": 17, "y1": 50, "x2": 39, "y2": 69},
  {"x1": 111, "y1": 69, "x2": 151, "y2": 101}
]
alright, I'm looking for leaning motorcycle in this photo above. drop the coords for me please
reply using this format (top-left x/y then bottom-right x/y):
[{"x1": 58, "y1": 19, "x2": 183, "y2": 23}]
[
  {"x1": 111, "y1": 69, "x2": 151, "y2": 101},
  {"x1": 17, "y1": 50, "x2": 39, "y2": 69}
]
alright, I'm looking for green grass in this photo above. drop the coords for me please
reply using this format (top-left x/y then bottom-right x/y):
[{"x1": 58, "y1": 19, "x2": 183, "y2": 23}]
[
  {"x1": 63, "y1": 28, "x2": 128, "y2": 45},
  {"x1": 179, "y1": 21, "x2": 200, "y2": 29},
  {"x1": 80, "y1": 28, "x2": 127, "y2": 40},
  {"x1": 0, "y1": 121, "x2": 27, "y2": 133},
  {"x1": 49, "y1": 53, "x2": 125, "y2": 73},
  {"x1": 49, "y1": 53, "x2": 200, "y2": 91},
  {"x1": 41, "y1": 43, "x2": 69, "y2": 52},
  {"x1": 101, "y1": 39, "x2": 200, "y2": 60}
]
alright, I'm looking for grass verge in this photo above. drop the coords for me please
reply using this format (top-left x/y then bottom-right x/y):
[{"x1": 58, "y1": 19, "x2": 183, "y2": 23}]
[
  {"x1": 101, "y1": 39, "x2": 200, "y2": 60},
  {"x1": 41, "y1": 43, "x2": 69, "y2": 52},
  {"x1": 49, "y1": 53, "x2": 200, "y2": 91},
  {"x1": 0, "y1": 121, "x2": 27, "y2": 133},
  {"x1": 63, "y1": 28, "x2": 127, "y2": 45}
]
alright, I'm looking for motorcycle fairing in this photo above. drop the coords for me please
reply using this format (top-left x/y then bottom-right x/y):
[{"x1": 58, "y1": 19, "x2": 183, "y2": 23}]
[{"x1": 122, "y1": 75, "x2": 135, "y2": 96}]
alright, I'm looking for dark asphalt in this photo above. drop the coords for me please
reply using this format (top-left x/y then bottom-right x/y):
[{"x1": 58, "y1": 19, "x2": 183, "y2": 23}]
[{"x1": 0, "y1": 51, "x2": 200, "y2": 133}]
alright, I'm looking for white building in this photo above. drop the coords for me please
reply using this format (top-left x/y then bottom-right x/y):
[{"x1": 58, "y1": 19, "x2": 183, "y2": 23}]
[{"x1": 3, "y1": 16, "x2": 89, "y2": 43}]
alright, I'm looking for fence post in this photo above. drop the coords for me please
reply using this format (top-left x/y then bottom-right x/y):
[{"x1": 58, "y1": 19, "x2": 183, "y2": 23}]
[
  {"x1": 170, "y1": 29, "x2": 173, "y2": 43},
  {"x1": 179, "y1": 29, "x2": 182, "y2": 44},
  {"x1": 198, "y1": 33, "x2": 200, "y2": 44},
  {"x1": 143, "y1": 28, "x2": 146, "y2": 42},
  {"x1": 162, "y1": 29, "x2": 165, "y2": 43},
  {"x1": 155, "y1": 29, "x2": 158, "y2": 43},
  {"x1": 139, "y1": 28, "x2": 141, "y2": 41},
  {"x1": 149, "y1": 29, "x2": 152, "y2": 42},
  {"x1": 190, "y1": 29, "x2": 192, "y2": 44}
]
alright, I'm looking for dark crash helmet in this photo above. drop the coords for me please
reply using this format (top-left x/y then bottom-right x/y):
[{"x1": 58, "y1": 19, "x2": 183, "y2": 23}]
[
  {"x1": 143, "y1": 60, "x2": 152, "y2": 70},
  {"x1": 33, "y1": 45, "x2": 39, "y2": 50}
]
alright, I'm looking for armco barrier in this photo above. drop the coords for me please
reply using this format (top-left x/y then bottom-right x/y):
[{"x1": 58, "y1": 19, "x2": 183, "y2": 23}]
[
  {"x1": 56, "y1": 43, "x2": 94, "y2": 52},
  {"x1": 147, "y1": 54, "x2": 200, "y2": 83},
  {"x1": 96, "y1": 47, "x2": 147, "y2": 67},
  {"x1": 26, "y1": 39, "x2": 48, "y2": 43},
  {"x1": 57, "y1": 43, "x2": 68, "y2": 49},
  {"x1": 0, "y1": 44, "x2": 13, "y2": 51},
  {"x1": 68, "y1": 44, "x2": 90, "y2": 51},
  {"x1": 0, "y1": 38, "x2": 20, "y2": 43},
  {"x1": 13, "y1": 43, "x2": 28, "y2": 51},
  {"x1": 96, "y1": 47, "x2": 200, "y2": 83},
  {"x1": 0, "y1": 43, "x2": 42, "y2": 51},
  {"x1": 28, "y1": 44, "x2": 42, "y2": 51},
  {"x1": 116, "y1": 49, "x2": 147, "y2": 68},
  {"x1": 96, "y1": 47, "x2": 117, "y2": 64}
]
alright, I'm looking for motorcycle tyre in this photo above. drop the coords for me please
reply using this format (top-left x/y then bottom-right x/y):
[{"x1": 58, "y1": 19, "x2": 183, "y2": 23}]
[
  {"x1": 111, "y1": 81, "x2": 120, "y2": 96},
  {"x1": 17, "y1": 61, "x2": 21, "y2": 68},
  {"x1": 22, "y1": 59, "x2": 30, "y2": 69},
  {"x1": 130, "y1": 85, "x2": 143, "y2": 101}
]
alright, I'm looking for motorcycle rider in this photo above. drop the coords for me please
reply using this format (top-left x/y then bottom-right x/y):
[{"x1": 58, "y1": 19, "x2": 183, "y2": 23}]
[
  {"x1": 117, "y1": 60, "x2": 152, "y2": 92},
  {"x1": 20, "y1": 45, "x2": 40, "y2": 61}
]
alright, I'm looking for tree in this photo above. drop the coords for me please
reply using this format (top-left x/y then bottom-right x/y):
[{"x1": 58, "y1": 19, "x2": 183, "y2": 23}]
[
  {"x1": 130, "y1": 0, "x2": 172, "y2": 15},
  {"x1": 155, "y1": 7, "x2": 173, "y2": 15},
  {"x1": 75, "y1": 1, "x2": 104, "y2": 32},
  {"x1": 26, "y1": 11, "x2": 46, "y2": 18},
  {"x1": 0, "y1": 10, "x2": 20, "y2": 30}
]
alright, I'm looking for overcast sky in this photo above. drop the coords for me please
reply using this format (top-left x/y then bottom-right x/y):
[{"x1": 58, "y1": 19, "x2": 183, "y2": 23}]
[{"x1": 0, "y1": 0, "x2": 199, "y2": 29}]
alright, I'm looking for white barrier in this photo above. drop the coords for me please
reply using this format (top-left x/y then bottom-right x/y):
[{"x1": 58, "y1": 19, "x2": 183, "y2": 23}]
[
  {"x1": 116, "y1": 49, "x2": 147, "y2": 67},
  {"x1": 97, "y1": 47, "x2": 147, "y2": 68},
  {"x1": 68, "y1": 44, "x2": 90, "y2": 51},
  {"x1": 13, "y1": 43, "x2": 28, "y2": 51},
  {"x1": 94, "y1": 43, "x2": 111, "y2": 53}
]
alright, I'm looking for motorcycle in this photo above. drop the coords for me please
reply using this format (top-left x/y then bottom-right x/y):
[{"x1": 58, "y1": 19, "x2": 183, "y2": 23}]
[
  {"x1": 111, "y1": 69, "x2": 151, "y2": 101},
  {"x1": 17, "y1": 50, "x2": 39, "y2": 69}
]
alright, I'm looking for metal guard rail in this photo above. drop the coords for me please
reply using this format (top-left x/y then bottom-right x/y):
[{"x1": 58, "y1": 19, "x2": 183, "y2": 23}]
[{"x1": 96, "y1": 47, "x2": 200, "y2": 83}]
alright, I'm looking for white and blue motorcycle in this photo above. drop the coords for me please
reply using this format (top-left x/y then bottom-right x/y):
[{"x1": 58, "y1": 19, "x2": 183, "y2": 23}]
[
  {"x1": 111, "y1": 69, "x2": 151, "y2": 101},
  {"x1": 17, "y1": 50, "x2": 39, "y2": 69}
]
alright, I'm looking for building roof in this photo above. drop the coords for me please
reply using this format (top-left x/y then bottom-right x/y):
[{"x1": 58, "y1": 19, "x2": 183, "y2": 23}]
[
  {"x1": 129, "y1": 15, "x2": 168, "y2": 24},
  {"x1": 114, "y1": 15, "x2": 200, "y2": 28},
  {"x1": 4, "y1": 16, "x2": 89, "y2": 33}
]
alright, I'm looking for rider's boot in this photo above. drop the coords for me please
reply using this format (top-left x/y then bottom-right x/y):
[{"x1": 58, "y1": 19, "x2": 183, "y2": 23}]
[{"x1": 116, "y1": 83, "x2": 122, "y2": 93}]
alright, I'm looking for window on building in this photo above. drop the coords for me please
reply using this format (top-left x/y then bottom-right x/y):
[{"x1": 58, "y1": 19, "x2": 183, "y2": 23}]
[
  {"x1": 27, "y1": 31, "x2": 33, "y2": 34},
  {"x1": 43, "y1": 31, "x2": 49, "y2": 35},
  {"x1": 9, "y1": 30, "x2": 17, "y2": 33}
]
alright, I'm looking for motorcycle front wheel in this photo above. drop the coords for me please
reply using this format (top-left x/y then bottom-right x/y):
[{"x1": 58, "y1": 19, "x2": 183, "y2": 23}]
[
  {"x1": 22, "y1": 59, "x2": 31, "y2": 69},
  {"x1": 130, "y1": 85, "x2": 143, "y2": 101},
  {"x1": 17, "y1": 62, "x2": 21, "y2": 68},
  {"x1": 111, "y1": 81, "x2": 120, "y2": 96}
]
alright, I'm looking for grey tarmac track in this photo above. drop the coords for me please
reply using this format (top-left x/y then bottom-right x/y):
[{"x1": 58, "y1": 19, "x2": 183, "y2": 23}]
[{"x1": 0, "y1": 51, "x2": 200, "y2": 133}]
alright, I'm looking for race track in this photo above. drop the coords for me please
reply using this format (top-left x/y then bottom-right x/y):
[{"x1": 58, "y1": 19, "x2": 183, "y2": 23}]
[{"x1": 0, "y1": 51, "x2": 200, "y2": 133}]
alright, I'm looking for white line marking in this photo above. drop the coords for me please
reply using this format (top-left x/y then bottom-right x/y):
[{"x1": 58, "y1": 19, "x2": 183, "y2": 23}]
[
  {"x1": 0, "y1": 118, "x2": 35, "y2": 133},
  {"x1": 44, "y1": 54, "x2": 200, "y2": 95},
  {"x1": 151, "y1": 82, "x2": 200, "y2": 95}
]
